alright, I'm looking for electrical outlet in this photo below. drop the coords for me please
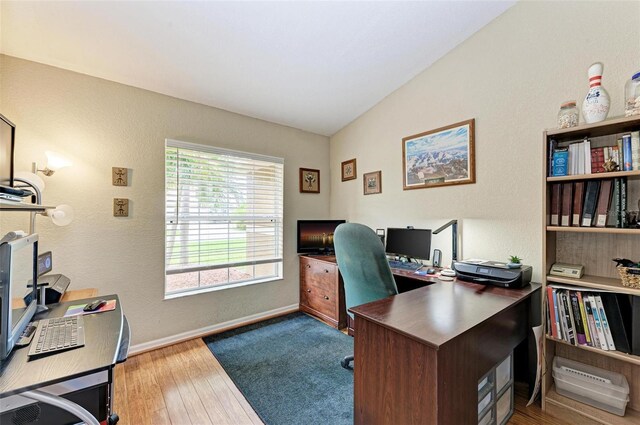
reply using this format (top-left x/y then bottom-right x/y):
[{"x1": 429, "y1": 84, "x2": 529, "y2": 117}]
[
  {"x1": 112, "y1": 167, "x2": 128, "y2": 186},
  {"x1": 113, "y1": 198, "x2": 129, "y2": 217}
]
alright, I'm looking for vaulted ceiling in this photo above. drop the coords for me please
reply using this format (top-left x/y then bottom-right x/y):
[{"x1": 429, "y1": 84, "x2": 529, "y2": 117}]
[{"x1": 1, "y1": 1, "x2": 515, "y2": 136}]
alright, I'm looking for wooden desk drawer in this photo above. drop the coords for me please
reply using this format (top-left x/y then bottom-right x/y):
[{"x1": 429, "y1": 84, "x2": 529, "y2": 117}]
[
  {"x1": 301, "y1": 284, "x2": 338, "y2": 315},
  {"x1": 301, "y1": 258, "x2": 337, "y2": 284}
]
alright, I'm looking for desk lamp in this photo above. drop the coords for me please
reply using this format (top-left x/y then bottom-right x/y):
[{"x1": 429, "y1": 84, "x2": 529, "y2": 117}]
[{"x1": 433, "y1": 219, "x2": 458, "y2": 279}]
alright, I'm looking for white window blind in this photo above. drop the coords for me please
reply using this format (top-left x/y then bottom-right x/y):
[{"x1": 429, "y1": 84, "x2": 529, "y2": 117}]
[{"x1": 165, "y1": 139, "x2": 284, "y2": 296}]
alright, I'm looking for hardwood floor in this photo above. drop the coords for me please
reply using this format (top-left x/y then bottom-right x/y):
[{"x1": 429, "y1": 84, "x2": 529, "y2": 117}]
[{"x1": 114, "y1": 338, "x2": 568, "y2": 425}]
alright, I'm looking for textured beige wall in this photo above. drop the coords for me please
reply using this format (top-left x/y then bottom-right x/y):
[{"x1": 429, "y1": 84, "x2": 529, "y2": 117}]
[
  {"x1": 0, "y1": 55, "x2": 330, "y2": 345},
  {"x1": 329, "y1": 1, "x2": 640, "y2": 280}
]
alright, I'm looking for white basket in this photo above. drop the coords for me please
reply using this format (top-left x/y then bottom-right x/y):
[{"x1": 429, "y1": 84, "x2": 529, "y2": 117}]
[{"x1": 552, "y1": 356, "x2": 629, "y2": 416}]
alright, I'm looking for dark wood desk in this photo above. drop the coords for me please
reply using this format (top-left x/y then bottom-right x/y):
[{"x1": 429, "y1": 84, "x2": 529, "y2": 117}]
[
  {"x1": 350, "y1": 280, "x2": 541, "y2": 425},
  {"x1": 0, "y1": 294, "x2": 127, "y2": 424}
]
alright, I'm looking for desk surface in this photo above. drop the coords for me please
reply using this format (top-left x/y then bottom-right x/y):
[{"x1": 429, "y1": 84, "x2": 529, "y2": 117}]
[
  {"x1": 0, "y1": 294, "x2": 123, "y2": 397},
  {"x1": 350, "y1": 280, "x2": 540, "y2": 349}
]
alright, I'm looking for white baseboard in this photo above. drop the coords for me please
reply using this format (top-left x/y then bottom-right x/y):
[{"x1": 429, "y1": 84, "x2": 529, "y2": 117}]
[{"x1": 128, "y1": 303, "x2": 300, "y2": 356}]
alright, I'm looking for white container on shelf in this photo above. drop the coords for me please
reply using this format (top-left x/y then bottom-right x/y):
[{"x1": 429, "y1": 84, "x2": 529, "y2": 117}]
[{"x1": 552, "y1": 356, "x2": 629, "y2": 416}]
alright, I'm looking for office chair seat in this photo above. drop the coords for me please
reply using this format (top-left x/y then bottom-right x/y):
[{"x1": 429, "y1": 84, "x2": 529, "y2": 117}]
[{"x1": 334, "y1": 223, "x2": 398, "y2": 369}]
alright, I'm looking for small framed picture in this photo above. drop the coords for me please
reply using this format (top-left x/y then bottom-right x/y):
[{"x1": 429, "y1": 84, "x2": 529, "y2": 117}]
[
  {"x1": 341, "y1": 158, "x2": 357, "y2": 181},
  {"x1": 363, "y1": 171, "x2": 382, "y2": 195},
  {"x1": 299, "y1": 168, "x2": 320, "y2": 193}
]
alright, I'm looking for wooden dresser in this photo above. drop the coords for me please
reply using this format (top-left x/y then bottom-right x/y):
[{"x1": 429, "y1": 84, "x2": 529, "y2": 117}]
[{"x1": 299, "y1": 255, "x2": 346, "y2": 329}]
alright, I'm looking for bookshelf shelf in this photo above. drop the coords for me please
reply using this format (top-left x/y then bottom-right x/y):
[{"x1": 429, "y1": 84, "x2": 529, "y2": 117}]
[
  {"x1": 547, "y1": 170, "x2": 640, "y2": 182},
  {"x1": 546, "y1": 226, "x2": 640, "y2": 235},
  {"x1": 542, "y1": 118, "x2": 640, "y2": 425},
  {"x1": 546, "y1": 274, "x2": 640, "y2": 296},
  {"x1": 0, "y1": 200, "x2": 50, "y2": 212},
  {"x1": 546, "y1": 336, "x2": 640, "y2": 366},
  {"x1": 546, "y1": 386, "x2": 640, "y2": 425}
]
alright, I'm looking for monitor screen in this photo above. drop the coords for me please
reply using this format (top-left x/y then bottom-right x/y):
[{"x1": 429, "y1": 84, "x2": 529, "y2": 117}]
[
  {"x1": 297, "y1": 220, "x2": 346, "y2": 254},
  {"x1": 0, "y1": 233, "x2": 39, "y2": 361},
  {"x1": 385, "y1": 228, "x2": 431, "y2": 260},
  {"x1": 0, "y1": 114, "x2": 16, "y2": 188}
]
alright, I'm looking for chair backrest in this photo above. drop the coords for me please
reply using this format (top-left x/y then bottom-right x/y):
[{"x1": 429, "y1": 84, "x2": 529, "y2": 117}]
[{"x1": 334, "y1": 223, "x2": 399, "y2": 319}]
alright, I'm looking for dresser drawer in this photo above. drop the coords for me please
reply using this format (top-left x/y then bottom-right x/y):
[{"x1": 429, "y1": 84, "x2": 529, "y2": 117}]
[
  {"x1": 301, "y1": 284, "x2": 338, "y2": 317},
  {"x1": 301, "y1": 258, "x2": 337, "y2": 286}
]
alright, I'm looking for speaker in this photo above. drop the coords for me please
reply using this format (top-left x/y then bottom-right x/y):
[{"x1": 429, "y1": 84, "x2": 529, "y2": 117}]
[{"x1": 432, "y1": 249, "x2": 442, "y2": 267}]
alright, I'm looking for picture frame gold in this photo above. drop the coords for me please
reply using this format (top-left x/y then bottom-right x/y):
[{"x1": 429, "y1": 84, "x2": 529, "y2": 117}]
[
  {"x1": 363, "y1": 171, "x2": 382, "y2": 195},
  {"x1": 402, "y1": 118, "x2": 475, "y2": 190},
  {"x1": 341, "y1": 158, "x2": 357, "y2": 181},
  {"x1": 299, "y1": 168, "x2": 320, "y2": 193}
]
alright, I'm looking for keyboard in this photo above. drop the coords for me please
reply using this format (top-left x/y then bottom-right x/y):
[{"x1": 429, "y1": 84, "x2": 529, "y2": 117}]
[
  {"x1": 28, "y1": 316, "x2": 85, "y2": 358},
  {"x1": 388, "y1": 260, "x2": 423, "y2": 271}
]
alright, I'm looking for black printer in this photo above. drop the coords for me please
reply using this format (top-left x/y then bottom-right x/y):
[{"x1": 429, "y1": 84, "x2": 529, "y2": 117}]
[{"x1": 453, "y1": 260, "x2": 532, "y2": 289}]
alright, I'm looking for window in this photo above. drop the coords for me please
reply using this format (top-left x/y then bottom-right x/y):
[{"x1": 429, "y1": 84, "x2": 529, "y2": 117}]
[{"x1": 165, "y1": 139, "x2": 284, "y2": 297}]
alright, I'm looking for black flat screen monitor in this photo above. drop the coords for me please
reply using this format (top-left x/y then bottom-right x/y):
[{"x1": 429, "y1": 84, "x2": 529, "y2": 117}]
[
  {"x1": 0, "y1": 114, "x2": 16, "y2": 188},
  {"x1": 297, "y1": 220, "x2": 346, "y2": 254},
  {"x1": 385, "y1": 228, "x2": 431, "y2": 261}
]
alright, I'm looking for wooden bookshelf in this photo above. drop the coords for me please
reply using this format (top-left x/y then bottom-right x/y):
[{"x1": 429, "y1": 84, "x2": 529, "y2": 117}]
[
  {"x1": 547, "y1": 170, "x2": 640, "y2": 182},
  {"x1": 542, "y1": 117, "x2": 640, "y2": 424},
  {"x1": 546, "y1": 386, "x2": 640, "y2": 425},
  {"x1": 546, "y1": 274, "x2": 640, "y2": 296},
  {"x1": 546, "y1": 336, "x2": 640, "y2": 366},
  {"x1": 546, "y1": 226, "x2": 640, "y2": 235}
]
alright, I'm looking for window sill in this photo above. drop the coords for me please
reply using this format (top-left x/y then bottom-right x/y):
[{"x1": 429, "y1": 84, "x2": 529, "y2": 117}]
[{"x1": 163, "y1": 276, "x2": 283, "y2": 300}]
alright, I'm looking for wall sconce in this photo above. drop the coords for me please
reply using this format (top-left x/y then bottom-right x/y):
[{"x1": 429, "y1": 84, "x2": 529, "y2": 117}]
[{"x1": 34, "y1": 151, "x2": 72, "y2": 177}]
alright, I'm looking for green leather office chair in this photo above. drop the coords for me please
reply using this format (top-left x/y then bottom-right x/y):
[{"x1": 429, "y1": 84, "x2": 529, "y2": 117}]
[{"x1": 334, "y1": 223, "x2": 399, "y2": 369}]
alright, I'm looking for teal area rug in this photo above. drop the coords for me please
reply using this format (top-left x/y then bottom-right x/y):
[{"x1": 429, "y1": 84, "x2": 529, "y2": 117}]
[{"x1": 203, "y1": 312, "x2": 353, "y2": 425}]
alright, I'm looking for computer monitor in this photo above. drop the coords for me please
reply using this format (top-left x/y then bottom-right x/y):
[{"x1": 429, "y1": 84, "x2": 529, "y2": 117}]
[
  {"x1": 0, "y1": 113, "x2": 16, "y2": 189},
  {"x1": 385, "y1": 228, "x2": 431, "y2": 261},
  {"x1": 0, "y1": 233, "x2": 39, "y2": 361}
]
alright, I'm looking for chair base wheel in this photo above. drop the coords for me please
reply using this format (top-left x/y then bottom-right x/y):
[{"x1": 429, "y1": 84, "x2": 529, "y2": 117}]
[{"x1": 341, "y1": 355, "x2": 354, "y2": 369}]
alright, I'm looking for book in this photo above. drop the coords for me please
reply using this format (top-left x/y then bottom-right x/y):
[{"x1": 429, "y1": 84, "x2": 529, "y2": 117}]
[
  {"x1": 620, "y1": 177, "x2": 628, "y2": 228},
  {"x1": 581, "y1": 180, "x2": 600, "y2": 227},
  {"x1": 569, "y1": 291, "x2": 587, "y2": 345},
  {"x1": 594, "y1": 179, "x2": 612, "y2": 227},
  {"x1": 595, "y1": 295, "x2": 616, "y2": 351},
  {"x1": 561, "y1": 291, "x2": 576, "y2": 345},
  {"x1": 622, "y1": 134, "x2": 633, "y2": 171},
  {"x1": 607, "y1": 178, "x2": 621, "y2": 227},
  {"x1": 584, "y1": 139, "x2": 592, "y2": 174},
  {"x1": 572, "y1": 181, "x2": 584, "y2": 226},
  {"x1": 584, "y1": 297, "x2": 601, "y2": 349},
  {"x1": 617, "y1": 138, "x2": 624, "y2": 169},
  {"x1": 600, "y1": 293, "x2": 632, "y2": 354},
  {"x1": 548, "y1": 138, "x2": 557, "y2": 177},
  {"x1": 553, "y1": 288, "x2": 562, "y2": 340},
  {"x1": 561, "y1": 182, "x2": 573, "y2": 226},
  {"x1": 550, "y1": 183, "x2": 562, "y2": 226},
  {"x1": 576, "y1": 292, "x2": 592, "y2": 346},
  {"x1": 632, "y1": 296, "x2": 640, "y2": 356},
  {"x1": 589, "y1": 294, "x2": 609, "y2": 350},
  {"x1": 591, "y1": 147, "x2": 605, "y2": 173},
  {"x1": 557, "y1": 290, "x2": 569, "y2": 342},
  {"x1": 632, "y1": 131, "x2": 640, "y2": 170},
  {"x1": 546, "y1": 287, "x2": 558, "y2": 339},
  {"x1": 552, "y1": 148, "x2": 569, "y2": 176}
]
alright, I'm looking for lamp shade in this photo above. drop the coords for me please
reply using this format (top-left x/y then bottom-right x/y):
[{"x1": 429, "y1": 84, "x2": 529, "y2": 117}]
[
  {"x1": 45, "y1": 151, "x2": 72, "y2": 171},
  {"x1": 47, "y1": 204, "x2": 74, "y2": 226}
]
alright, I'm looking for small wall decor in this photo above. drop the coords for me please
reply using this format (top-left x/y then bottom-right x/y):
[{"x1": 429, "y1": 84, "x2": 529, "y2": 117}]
[
  {"x1": 113, "y1": 198, "x2": 129, "y2": 217},
  {"x1": 299, "y1": 168, "x2": 320, "y2": 193},
  {"x1": 363, "y1": 171, "x2": 382, "y2": 195},
  {"x1": 112, "y1": 167, "x2": 128, "y2": 186},
  {"x1": 341, "y1": 158, "x2": 357, "y2": 181},
  {"x1": 402, "y1": 118, "x2": 475, "y2": 190}
]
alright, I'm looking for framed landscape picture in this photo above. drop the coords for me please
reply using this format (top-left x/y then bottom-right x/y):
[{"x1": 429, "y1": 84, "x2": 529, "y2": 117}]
[
  {"x1": 402, "y1": 119, "x2": 475, "y2": 190},
  {"x1": 299, "y1": 168, "x2": 320, "y2": 193},
  {"x1": 363, "y1": 171, "x2": 382, "y2": 195},
  {"x1": 341, "y1": 158, "x2": 357, "y2": 181}
]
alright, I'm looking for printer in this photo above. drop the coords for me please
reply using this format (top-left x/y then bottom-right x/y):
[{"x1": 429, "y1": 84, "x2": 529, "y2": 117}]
[{"x1": 453, "y1": 259, "x2": 532, "y2": 289}]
